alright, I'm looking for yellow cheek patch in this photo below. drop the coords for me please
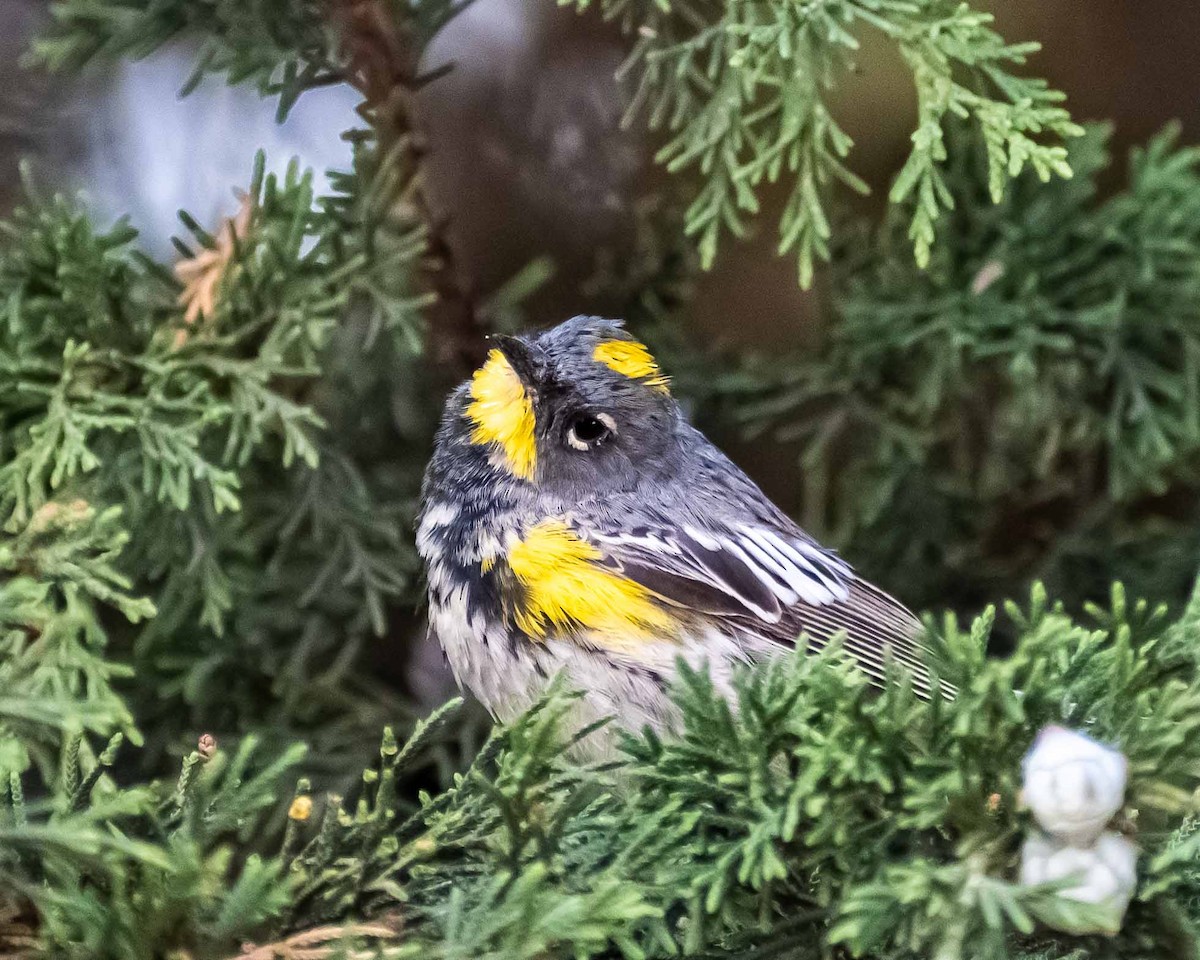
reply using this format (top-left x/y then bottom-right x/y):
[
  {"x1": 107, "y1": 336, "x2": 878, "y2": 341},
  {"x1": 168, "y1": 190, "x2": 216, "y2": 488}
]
[
  {"x1": 593, "y1": 339, "x2": 670, "y2": 393},
  {"x1": 466, "y1": 349, "x2": 537, "y2": 481},
  {"x1": 507, "y1": 520, "x2": 675, "y2": 651}
]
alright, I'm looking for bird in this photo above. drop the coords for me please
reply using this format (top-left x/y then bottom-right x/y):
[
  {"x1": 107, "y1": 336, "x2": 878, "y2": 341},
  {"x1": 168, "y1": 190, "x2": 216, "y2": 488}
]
[{"x1": 417, "y1": 316, "x2": 944, "y2": 752}]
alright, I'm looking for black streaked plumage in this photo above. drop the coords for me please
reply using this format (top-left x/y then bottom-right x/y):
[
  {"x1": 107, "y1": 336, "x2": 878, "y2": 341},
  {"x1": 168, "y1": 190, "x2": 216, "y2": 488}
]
[{"x1": 418, "y1": 315, "x2": 949, "y2": 746}]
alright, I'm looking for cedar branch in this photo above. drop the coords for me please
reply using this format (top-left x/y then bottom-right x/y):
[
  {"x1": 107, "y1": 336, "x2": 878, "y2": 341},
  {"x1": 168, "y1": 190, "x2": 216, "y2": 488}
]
[{"x1": 330, "y1": 0, "x2": 487, "y2": 376}]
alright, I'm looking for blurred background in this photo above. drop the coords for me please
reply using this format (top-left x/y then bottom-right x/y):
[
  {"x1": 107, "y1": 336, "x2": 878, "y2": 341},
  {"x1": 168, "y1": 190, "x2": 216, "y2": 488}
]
[
  {"x1": 4, "y1": 0, "x2": 1196, "y2": 343},
  {"x1": 4, "y1": 0, "x2": 1196, "y2": 490}
]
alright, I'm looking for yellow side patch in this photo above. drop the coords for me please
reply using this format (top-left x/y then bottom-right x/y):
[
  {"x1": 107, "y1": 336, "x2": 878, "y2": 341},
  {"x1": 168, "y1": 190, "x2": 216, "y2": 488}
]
[
  {"x1": 466, "y1": 349, "x2": 537, "y2": 481},
  {"x1": 507, "y1": 520, "x2": 675, "y2": 650},
  {"x1": 593, "y1": 339, "x2": 670, "y2": 393}
]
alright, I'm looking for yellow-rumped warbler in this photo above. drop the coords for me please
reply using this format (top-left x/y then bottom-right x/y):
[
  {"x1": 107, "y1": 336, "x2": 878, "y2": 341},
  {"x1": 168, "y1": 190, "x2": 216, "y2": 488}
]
[{"x1": 418, "y1": 316, "x2": 941, "y2": 748}]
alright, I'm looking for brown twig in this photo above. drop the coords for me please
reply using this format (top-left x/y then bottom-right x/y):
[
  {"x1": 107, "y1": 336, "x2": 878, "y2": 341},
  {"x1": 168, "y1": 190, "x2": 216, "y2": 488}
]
[
  {"x1": 0, "y1": 924, "x2": 37, "y2": 960},
  {"x1": 330, "y1": 0, "x2": 488, "y2": 378},
  {"x1": 232, "y1": 922, "x2": 400, "y2": 960},
  {"x1": 0, "y1": 899, "x2": 39, "y2": 960}
]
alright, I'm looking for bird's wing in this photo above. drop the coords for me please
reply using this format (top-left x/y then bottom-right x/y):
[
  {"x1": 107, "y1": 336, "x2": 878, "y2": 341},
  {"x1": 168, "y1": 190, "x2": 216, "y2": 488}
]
[{"x1": 581, "y1": 518, "x2": 942, "y2": 695}]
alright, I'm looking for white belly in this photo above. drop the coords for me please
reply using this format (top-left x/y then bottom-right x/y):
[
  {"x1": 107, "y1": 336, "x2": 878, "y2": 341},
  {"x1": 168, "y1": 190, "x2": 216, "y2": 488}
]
[{"x1": 427, "y1": 566, "x2": 768, "y2": 758}]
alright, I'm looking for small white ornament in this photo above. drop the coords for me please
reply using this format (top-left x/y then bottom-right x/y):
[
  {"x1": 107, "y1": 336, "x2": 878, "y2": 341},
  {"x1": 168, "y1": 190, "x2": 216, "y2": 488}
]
[
  {"x1": 1020, "y1": 830, "x2": 1138, "y2": 933},
  {"x1": 1022, "y1": 725, "x2": 1127, "y2": 844}
]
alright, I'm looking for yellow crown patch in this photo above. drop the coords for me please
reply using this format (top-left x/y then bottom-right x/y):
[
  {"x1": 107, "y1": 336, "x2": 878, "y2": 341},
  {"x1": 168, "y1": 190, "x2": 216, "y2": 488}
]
[
  {"x1": 593, "y1": 339, "x2": 670, "y2": 393},
  {"x1": 507, "y1": 519, "x2": 675, "y2": 651},
  {"x1": 466, "y1": 349, "x2": 537, "y2": 480}
]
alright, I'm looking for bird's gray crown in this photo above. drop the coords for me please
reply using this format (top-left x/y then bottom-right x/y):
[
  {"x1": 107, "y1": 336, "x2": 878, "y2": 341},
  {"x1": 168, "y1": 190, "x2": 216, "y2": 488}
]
[{"x1": 431, "y1": 315, "x2": 683, "y2": 496}]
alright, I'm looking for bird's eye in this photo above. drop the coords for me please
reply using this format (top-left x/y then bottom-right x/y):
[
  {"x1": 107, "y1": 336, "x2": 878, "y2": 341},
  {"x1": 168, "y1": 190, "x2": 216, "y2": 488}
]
[{"x1": 566, "y1": 413, "x2": 616, "y2": 451}]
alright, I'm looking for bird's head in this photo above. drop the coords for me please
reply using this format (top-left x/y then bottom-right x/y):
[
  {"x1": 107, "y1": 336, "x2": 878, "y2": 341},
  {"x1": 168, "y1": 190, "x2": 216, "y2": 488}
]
[{"x1": 438, "y1": 316, "x2": 682, "y2": 496}]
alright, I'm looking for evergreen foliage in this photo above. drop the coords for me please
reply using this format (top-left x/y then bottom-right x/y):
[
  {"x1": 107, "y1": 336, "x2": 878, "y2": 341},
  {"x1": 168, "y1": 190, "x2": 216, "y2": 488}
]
[
  {"x1": 8, "y1": 558, "x2": 1200, "y2": 957},
  {"x1": 0, "y1": 0, "x2": 1197, "y2": 957},
  {"x1": 733, "y1": 124, "x2": 1200, "y2": 613},
  {"x1": 567, "y1": 0, "x2": 1081, "y2": 285}
]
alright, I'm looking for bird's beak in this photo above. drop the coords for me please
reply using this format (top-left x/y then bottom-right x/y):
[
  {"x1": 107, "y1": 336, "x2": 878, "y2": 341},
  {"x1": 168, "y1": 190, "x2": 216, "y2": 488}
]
[{"x1": 488, "y1": 334, "x2": 541, "y2": 390}]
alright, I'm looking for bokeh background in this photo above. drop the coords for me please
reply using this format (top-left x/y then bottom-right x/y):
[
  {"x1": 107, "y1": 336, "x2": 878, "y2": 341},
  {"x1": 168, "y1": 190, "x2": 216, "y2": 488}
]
[{"x1": 5, "y1": 0, "x2": 1195, "y2": 498}]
